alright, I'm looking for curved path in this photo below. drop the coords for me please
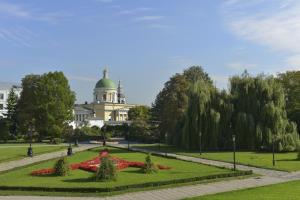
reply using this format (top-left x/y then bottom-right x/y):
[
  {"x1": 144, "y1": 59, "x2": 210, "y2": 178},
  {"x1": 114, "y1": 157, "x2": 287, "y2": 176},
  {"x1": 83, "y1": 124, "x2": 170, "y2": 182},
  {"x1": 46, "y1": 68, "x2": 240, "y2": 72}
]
[
  {"x1": 0, "y1": 144, "x2": 99, "y2": 173},
  {"x1": 1, "y1": 143, "x2": 300, "y2": 200}
]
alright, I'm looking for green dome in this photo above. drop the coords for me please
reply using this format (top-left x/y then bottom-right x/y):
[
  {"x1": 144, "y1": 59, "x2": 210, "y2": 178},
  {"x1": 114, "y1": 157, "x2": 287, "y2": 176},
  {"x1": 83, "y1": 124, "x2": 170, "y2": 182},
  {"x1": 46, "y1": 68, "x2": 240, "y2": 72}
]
[{"x1": 95, "y1": 78, "x2": 117, "y2": 89}]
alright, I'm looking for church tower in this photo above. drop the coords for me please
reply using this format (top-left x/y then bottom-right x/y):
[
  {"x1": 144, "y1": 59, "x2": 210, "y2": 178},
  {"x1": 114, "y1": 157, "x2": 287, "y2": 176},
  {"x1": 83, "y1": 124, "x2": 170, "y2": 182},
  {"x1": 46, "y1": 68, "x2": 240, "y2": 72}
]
[
  {"x1": 94, "y1": 68, "x2": 118, "y2": 103},
  {"x1": 117, "y1": 80, "x2": 126, "y2": 104}
]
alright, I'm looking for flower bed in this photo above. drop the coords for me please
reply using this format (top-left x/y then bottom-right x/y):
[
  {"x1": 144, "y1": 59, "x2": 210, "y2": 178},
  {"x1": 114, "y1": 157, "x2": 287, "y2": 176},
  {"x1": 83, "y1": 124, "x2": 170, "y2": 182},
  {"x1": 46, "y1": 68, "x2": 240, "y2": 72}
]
[{"x1": 31, "y1": 150, "x2": 171, "y2": 176}]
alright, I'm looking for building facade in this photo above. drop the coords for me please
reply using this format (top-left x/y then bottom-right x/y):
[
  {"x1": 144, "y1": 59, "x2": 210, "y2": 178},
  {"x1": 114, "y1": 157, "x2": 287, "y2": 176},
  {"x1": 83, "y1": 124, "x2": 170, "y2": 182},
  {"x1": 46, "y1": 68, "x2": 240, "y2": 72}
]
[
  {"x1": 0, "y1": 83, "x2": 22, "y2": 119},
  {"x1": 72, "y1": 69, "x2": 138, "y2": 129}
]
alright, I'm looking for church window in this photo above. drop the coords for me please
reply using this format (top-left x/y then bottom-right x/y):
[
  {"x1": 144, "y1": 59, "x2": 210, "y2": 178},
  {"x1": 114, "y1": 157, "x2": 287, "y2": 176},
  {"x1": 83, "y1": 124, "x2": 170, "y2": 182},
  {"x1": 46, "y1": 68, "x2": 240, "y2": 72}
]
[{"x1": 103, "y1": 94, "x2": 107, "y2": 101}]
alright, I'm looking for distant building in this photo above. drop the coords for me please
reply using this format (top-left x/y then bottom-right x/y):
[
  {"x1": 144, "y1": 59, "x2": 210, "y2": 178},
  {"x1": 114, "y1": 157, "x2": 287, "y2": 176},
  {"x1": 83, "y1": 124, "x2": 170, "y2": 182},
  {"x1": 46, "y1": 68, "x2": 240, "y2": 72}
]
[
  {"x1": 71, "y1": 68, "x2": 138, "y2": 129},
  {"x1": 0, "y1": 82, "x2": 22, "y2": 119}
]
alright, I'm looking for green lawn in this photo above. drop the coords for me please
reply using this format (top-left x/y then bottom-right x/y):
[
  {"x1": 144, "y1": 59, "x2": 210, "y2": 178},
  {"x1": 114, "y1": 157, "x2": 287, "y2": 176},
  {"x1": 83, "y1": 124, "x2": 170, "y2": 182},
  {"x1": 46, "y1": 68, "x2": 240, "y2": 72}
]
[
  {"x1": 132, "y1": 144, "x2": 300, "y2": 171},
  {"x1": 0, "y1": 147, "x2": 238, "y2": 192},
  {"x1": 0, "y1": 144, "x2": 67, "y2": 163},
  {"x1": 187, "y1": 180, "x2": 300, "y2": 200}
]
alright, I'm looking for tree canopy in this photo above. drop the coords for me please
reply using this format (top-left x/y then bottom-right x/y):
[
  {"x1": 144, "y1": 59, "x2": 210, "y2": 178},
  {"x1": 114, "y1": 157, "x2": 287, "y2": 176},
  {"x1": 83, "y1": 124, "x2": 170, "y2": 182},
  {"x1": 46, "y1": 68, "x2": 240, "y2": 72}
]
[
  {"x1": 277, "y1": 71, "x2": 300, "y2": 133},
  {"x1": 152, "y1": 67, "x2": 299, "y2": 152},
  {"x1": 17, "y1": 72, "x2": 75, "y2": 140}
]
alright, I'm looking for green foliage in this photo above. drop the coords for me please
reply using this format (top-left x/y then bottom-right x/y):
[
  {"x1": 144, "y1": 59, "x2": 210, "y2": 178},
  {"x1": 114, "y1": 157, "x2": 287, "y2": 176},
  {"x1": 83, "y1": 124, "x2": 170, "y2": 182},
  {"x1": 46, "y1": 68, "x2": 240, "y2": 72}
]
[
  {"x1": 129, "y1": 119, "x2": 160, "y2": 143},
  {"x1": 128, "y1": 106, "x2": 151, "y2": 121},
  {"x1": 54, "y1": 157, "x2": 70, "y2": 176},
  {"x1": 142, "y1": 153, "x2": 158, "y2": 174},
  {"x1": 230, "y1": 72, "x2": 298, "y2": 151},
  {"x1": 4, "y1": 88, "x2": 19, "y2": 135},
  {"x1": 17, "y1": 72, "x2": 75, "y2": 140},
  {"x1": 52, "y1": 138, "x2": 63, "y2": 144},
  {"x1": 0, "y1": 119, "x2": 10, "y2": 142},
  {"x1": 153, "y1": 67, "x2": 299, "y2": 152},
  {"x1": 81, "y1": 126, "x2": 101, "y2": 136},
  {"x1": 277, "y1": 71, "x2": 300, "y2": 133},
  {"x1": 95, "y1": 156, "x2": 117, "y2": 182}
]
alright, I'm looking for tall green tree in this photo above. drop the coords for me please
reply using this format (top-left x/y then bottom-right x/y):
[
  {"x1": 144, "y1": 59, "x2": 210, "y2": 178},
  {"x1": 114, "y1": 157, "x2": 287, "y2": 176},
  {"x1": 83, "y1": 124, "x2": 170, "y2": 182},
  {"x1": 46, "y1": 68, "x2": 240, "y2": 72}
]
[
  {"x1": 0, "y1": 119, "x2": 10, "y2": 142},
  {"x1": 230, "y1": 72, "x2": 298, "y2": 151},
  {"x1": 4, "y1": 88, "x2": 19, "y2": 135},
  {"x1": 152, "y1": 66, "x2": 217, "y2": 147},
  {"x1": 277, "y1": 71, "x2": 300, "y2": 133},
  {"x1": 17, "y1": 72, "x2": 75, "y2": 140},
  {"x1": 128, "y1": 106, "x2": 150, "y2": 121}
]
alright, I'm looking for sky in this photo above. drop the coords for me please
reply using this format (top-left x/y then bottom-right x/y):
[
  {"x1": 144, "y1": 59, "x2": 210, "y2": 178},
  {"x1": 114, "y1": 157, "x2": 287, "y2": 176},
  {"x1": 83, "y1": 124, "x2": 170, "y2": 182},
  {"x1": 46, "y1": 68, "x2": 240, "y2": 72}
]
[{"x1": 0, "y1": 0, "x2": 300, "y2": 105}]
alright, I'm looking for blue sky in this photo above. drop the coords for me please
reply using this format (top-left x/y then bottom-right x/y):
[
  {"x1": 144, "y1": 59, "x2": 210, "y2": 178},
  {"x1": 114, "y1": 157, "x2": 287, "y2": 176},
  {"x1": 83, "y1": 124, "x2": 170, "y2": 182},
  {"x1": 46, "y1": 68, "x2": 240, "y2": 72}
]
[{"x1": 0, "y1": 0, "x2": 299, "y2": 105}]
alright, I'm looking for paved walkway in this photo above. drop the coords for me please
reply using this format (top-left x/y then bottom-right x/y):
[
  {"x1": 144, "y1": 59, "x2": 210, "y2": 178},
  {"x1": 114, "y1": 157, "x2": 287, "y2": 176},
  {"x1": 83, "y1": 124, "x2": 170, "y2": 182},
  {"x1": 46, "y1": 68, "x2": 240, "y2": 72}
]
[
  {"x1": 0, "y1": 144, "x2": 99, "y2": 173},
  {"x1": 1, "y1": 143, "x2": 300, "y2": 200}
]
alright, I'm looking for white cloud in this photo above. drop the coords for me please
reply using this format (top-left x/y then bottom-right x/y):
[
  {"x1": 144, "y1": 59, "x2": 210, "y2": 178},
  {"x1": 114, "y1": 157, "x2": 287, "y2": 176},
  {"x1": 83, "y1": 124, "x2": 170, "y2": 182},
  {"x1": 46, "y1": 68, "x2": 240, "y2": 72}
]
[
  {"x1": 0, "y1": 1, "x2": 31, "y2": 18},
  {"x1": 0, "y1": 1, "x2": 71, "y2": 23},
  {"x1": 67, "y1": 75, "x2": 98, "y2": 82},
  {"x1": 134, "y1": 15, "x2": 164, "y2": 22},
  {"x1": 147, "y1": 24, "x2": 174, "y2": 30},
  {"x1": 223, "y1": 0, "x2": 300, "y2": 70},
  {"x1": 0, "y1": 27, "x2": 36, "y2": 47},
  {"x1": 94, "y1": 0, "x2": 114, "y2": 3},
  {"x1": 117, "y1": 7, "x2": 153, "y2": 15}
]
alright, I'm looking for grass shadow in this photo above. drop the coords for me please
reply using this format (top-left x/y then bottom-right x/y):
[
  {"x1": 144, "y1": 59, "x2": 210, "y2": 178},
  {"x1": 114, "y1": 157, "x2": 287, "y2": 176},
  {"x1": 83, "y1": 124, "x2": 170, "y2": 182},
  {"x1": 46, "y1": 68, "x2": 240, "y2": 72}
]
[
  {"x1": 277, "y1": 158, "x2": 298, "y2": 162},
  {"x1": 62, "y1": 177, "x2": 95, "y2": 183}
]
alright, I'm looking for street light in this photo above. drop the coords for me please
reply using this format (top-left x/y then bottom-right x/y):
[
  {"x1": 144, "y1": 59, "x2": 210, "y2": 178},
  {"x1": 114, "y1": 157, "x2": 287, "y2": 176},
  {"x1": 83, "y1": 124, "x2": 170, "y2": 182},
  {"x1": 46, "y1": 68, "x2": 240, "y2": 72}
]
[
  {"x1": 232, "y1": 134, "x2": 236, "y2": 171},
  {"x1": 67, "y1": 128, "x2": 73, "y2": 156},
  {"x1": 127, "y1": 131, "x2": 130, "y2": 150},
  {"x1": 165, "y1": 133, "x2": 168, "y2": 157},
  {"x1": 272, "y1": 135, "x2": 276, "y2": 166},
  {"x1": 27, "y1": 125, "x2": 33, "y2": 157},
  {"x1": 67, "y1": 143, "x2": 73, "y2": 156},
  {"x1": 199, "y1": 131, "x2": 202, "y2": 155}
]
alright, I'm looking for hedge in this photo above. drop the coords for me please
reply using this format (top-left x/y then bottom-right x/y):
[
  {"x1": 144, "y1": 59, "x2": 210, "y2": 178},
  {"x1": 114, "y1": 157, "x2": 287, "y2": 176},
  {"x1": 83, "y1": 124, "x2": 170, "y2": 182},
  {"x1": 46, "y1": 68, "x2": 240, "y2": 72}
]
[{"x1": 0, "y1": 170, "x2": 252, "y2": 193}]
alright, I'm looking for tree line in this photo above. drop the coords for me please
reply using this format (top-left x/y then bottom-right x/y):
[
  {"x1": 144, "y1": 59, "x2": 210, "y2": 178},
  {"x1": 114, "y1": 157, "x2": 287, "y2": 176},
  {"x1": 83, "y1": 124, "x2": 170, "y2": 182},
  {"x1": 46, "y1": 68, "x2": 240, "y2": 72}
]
[
  {"x1": 0, "y1": 72, "x2": 75, "y2": 142},
  {"x1": 149, "y1": 66, "x2": 300, "y2": 152}
]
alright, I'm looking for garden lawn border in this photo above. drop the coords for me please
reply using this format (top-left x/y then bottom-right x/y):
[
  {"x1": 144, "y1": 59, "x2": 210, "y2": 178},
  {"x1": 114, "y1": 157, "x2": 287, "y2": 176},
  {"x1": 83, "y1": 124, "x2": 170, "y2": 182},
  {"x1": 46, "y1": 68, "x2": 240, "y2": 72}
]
[
  {"x1": 179, "y1": 153, "x2": 292, "y2": 172},
  {"x1": 129, "y1": 145, "x2": 294, "y2": 172},
  {"x1": 0, "y1": 170, "x2": 252, "y2": 193}
]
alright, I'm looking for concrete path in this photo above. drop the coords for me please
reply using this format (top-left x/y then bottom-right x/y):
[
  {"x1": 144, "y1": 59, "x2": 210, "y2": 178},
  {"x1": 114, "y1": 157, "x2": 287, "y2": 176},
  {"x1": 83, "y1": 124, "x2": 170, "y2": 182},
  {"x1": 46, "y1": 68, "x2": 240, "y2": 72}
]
[
  {"x1": 0, "y1": 143, "x2": 300, "y2": 200},
  {"x1": 0, "y1": 144, "x2": 99, "y2": 173}
]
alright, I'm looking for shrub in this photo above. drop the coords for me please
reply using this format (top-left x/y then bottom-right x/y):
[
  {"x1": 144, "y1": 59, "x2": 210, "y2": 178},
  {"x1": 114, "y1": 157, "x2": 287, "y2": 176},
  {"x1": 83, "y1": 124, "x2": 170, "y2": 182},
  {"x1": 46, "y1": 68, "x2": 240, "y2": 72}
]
[
  {"x1": 54, "y1": 157, "x2": 70, "y2": 176},
  {"x1": 95, "y1": 157, "x2": 117, "y2": 181},
  {"x1": 142, "y1": 153, "x2": 158, "y2": 174}
]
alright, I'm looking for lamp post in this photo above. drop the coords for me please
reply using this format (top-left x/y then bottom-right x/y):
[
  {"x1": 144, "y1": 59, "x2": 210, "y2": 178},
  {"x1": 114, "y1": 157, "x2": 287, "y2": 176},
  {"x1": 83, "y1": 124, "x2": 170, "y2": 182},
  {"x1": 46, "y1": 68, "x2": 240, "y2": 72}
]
[
  {"x1": 67, "y1": 129, "x2": 73, "y2": 156},
  {"x1": 272, "y1": 135, "x2": 276, "y2": 166},
  {"x1": 127, "y1": 131, "x2": 130, "y2": 150},
  {"x1": 232, "y1": 134, "x2": 236, "y2": 171},
  {"x1": 165, "y1": 133, "x2": 168, "y2": 157},
  {"x1": 199, "y1": 131, "x2": 202, "y2": 155},
  {"x1": 27, "y1": 125, "x2": 33, "y2": 157}
]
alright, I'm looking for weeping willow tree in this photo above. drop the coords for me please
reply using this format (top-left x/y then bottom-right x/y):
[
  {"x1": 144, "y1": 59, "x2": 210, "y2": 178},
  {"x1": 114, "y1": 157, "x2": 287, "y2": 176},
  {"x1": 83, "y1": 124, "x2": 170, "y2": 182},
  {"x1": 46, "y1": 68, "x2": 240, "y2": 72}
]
[
  {"x1": 230, "y1": 71, "x2": 298, "y2": 151},
  {"x1": 153, "y1": 67, "x2": 298, "y2": 152}
]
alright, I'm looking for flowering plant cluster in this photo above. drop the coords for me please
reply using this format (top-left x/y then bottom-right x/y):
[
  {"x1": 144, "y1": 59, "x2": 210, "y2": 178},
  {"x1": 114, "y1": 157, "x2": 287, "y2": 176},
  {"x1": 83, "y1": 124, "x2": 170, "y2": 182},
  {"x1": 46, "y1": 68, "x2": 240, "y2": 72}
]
[{"x1": 31, "y1": 150, "x2": 171, "y2": 176}]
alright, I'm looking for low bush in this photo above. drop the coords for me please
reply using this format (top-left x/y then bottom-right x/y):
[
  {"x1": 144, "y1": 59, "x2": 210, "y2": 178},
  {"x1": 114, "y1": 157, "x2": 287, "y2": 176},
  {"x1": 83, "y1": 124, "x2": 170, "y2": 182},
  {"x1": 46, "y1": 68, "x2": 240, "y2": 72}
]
[
  {"x1": 95, "y1": 157, "x2": 117, "y2": 181},
  {"x1": 54, "y1": 157, "x2": 70, "y2": 176},
  {"x1": 142, "y1": 153, "x2": 158, "y2": 174}
]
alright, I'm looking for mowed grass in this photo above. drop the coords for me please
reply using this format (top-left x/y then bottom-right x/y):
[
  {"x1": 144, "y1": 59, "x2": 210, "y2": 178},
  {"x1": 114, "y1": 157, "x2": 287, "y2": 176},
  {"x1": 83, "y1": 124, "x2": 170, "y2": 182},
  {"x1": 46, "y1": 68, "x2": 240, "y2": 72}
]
[
  {"x1": 0, "y1": 144, "x2": 67, "y2": 163},
  {"x1": 132, "y1": 144, "x2": 300, "y2": 171},
  {"x1": 187, "y1": 180, "x2": 300, "y2": 200},
  {"x1": 0, "y1": 147, "x2": 232, "y2": 189}
]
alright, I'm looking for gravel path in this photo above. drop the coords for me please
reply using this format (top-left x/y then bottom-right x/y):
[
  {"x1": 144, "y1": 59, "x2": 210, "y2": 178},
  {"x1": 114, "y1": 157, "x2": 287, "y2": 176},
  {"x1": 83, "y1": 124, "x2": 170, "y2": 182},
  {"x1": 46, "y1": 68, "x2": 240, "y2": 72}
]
[{"x1": 0, "y1": 144, "x2": 99, "y2": 173}]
